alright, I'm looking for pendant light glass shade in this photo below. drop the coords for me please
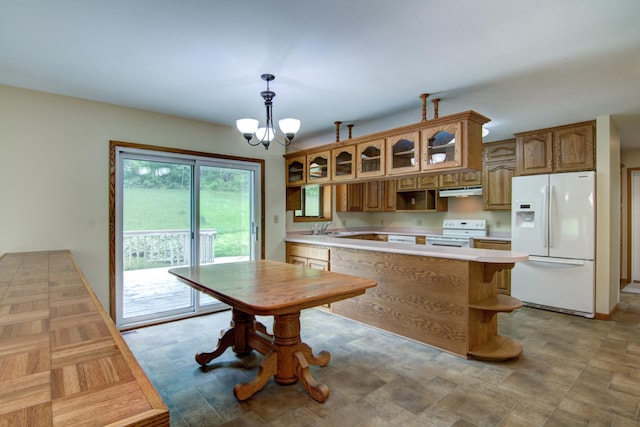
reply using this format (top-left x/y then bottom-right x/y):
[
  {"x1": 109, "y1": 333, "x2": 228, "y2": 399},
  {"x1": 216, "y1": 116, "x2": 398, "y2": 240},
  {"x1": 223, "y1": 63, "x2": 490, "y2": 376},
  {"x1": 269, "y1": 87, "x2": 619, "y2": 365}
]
[
  {"x1": 279, "y1": 118, "x2": 301, "y2": 135},
  {"x1": 255, "y1": 127, "x2": 275, "y2": 142},
  {"x1": 236, "y1": 118, "x2": 259, "y2": 135}
]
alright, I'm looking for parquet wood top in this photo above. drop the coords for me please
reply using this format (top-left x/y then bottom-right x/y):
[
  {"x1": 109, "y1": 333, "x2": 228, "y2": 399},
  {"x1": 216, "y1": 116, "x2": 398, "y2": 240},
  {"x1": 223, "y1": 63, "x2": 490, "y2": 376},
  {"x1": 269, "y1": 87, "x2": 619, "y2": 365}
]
[{"x1": 0, "y1": 250, "x2": 169, "y2": 426}]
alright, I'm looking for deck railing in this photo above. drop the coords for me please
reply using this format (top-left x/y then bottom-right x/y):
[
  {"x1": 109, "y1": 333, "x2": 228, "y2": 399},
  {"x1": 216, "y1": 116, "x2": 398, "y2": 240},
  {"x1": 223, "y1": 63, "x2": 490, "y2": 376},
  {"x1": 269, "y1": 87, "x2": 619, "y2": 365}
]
[{"x1": 123, "y1": 229, "x2": 216, "y2": 270}]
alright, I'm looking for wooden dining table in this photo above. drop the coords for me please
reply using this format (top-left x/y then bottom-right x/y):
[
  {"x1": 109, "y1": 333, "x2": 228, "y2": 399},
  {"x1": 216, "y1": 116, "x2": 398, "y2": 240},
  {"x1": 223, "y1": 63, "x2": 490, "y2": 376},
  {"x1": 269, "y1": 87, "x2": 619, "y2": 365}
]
[{"x1": 168, "y1": 259, "x2": 376, "y2": 403}]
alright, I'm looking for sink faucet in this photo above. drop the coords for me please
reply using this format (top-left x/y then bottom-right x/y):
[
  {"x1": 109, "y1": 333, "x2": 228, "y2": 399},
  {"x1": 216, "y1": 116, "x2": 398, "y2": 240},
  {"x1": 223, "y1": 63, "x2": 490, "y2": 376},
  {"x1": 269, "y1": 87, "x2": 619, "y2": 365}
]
[{"x1": 320, "y1": 221, "x2": 333, "y2": 235}]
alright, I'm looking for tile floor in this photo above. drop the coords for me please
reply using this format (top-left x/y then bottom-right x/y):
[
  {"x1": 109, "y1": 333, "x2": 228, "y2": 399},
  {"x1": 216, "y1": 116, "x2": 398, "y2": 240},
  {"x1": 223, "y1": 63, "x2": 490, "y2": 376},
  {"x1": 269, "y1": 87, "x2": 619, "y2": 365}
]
[{"x1": 123, "y1": 291, "x2": 640, "y2": 426}]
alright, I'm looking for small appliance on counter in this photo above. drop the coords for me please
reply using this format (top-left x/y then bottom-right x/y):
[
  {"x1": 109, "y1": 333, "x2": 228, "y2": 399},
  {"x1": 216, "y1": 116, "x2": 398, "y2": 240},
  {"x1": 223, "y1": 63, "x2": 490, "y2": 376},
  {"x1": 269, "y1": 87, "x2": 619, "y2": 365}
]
[
  {"x1": 425, "y1": 219, "x2": 487, "y2": 248},
  {"x1": 511, "y1": 171, "x2": 595, "y2": 318}
]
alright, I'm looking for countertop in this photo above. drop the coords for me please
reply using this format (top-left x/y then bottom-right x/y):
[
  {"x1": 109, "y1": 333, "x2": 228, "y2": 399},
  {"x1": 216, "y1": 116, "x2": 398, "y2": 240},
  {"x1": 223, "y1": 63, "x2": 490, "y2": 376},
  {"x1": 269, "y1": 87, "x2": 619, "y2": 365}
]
[
  {"x1": 0, "y1": 250, "x2": 169, "y2": 426},
  {"x1": 288, "y1": 229, "x2": 511, "y2": 241},
  {"x1": 285, "y1": 234, "x2": 527, "y2": 263}
]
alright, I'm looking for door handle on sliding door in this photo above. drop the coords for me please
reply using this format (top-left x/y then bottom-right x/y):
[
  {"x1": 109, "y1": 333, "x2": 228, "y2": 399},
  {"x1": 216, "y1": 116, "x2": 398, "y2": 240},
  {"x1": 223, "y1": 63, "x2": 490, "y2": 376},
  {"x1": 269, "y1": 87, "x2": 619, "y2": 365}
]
[{"x1": 252, "y1": 221, "x2": 259, "y2": 241}]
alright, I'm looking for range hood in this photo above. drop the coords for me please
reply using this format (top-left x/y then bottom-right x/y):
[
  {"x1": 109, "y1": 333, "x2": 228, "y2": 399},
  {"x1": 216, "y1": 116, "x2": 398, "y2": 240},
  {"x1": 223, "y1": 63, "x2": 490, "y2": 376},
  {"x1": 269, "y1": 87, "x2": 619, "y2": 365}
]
[{"x1": 439, "y1": 186, "x2": 483, "y2": 197}]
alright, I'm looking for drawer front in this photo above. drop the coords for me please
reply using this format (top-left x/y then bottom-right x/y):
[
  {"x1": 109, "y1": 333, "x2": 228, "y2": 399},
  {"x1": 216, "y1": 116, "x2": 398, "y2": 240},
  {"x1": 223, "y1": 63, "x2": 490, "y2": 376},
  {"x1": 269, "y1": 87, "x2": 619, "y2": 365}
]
[
  {"x1": 474, "y1": 239, "x2": 511, "y2": 250},
  {"x1": 289, "y1": 244, "x2": 330, "y2": 261}
]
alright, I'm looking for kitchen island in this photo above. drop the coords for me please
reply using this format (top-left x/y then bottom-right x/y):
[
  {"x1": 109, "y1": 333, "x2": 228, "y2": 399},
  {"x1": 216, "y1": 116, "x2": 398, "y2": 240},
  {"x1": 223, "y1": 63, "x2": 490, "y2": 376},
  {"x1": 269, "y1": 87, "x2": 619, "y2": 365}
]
[{"x1": 284, "y1": 234, "x2": 528, "y2": 361}]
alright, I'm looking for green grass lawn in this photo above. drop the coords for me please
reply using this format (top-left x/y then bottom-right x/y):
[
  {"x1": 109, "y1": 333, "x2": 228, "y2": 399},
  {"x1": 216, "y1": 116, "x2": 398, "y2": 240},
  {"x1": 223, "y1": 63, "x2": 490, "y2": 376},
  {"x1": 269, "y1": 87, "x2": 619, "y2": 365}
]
[{"x1": 123, "y1": 188, "x2": 251, "y2": 265}]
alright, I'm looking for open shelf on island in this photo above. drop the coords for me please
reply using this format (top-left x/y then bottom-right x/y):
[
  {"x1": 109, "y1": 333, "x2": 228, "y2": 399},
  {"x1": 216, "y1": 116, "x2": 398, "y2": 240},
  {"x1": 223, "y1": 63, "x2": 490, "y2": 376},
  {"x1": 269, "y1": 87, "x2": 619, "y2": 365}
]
[
  {"x1": 468, "y1": 335, "x2": 523, "y2": 361},
  {"x1": 469, "y1": 294, "x2": 522, "y2": 312}
]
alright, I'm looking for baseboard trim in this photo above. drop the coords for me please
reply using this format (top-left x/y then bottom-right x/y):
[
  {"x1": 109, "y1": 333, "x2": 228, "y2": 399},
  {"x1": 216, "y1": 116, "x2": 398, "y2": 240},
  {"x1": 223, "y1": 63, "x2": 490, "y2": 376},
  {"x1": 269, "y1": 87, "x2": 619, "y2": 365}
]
[{"x1": 595, "y1": 303, "x2": 619, "y2": 320}]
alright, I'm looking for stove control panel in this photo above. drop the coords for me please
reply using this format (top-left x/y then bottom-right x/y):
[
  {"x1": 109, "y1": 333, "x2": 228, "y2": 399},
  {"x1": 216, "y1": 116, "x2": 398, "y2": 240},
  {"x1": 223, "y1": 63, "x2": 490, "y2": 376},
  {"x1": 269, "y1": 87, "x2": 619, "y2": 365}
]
[{"x1": 442, "y1": 219, "x2": 487, "y2": 231}]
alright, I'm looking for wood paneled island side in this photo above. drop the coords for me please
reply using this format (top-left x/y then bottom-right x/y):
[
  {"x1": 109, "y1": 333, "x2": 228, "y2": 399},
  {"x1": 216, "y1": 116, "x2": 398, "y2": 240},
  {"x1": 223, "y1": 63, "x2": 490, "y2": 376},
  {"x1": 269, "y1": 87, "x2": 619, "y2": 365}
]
[{"x1": 284, "y1": 235, "x2": 528, "y2": 360}]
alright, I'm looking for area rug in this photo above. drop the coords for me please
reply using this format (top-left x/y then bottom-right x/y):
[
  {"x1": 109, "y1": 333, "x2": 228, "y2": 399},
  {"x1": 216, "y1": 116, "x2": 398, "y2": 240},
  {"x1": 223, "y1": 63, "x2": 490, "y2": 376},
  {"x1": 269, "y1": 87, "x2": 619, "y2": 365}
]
[{"x1": 622, "y1": 282, "x2": 640, "y2": 294}]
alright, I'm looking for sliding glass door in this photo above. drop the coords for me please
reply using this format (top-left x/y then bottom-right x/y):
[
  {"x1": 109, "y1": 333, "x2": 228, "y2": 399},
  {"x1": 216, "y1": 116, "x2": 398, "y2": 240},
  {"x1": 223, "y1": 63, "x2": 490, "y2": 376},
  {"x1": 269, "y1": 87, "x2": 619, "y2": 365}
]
[
  {"x1": 121, "y1": 157, "x2": 195, "y2": 320},
  {"x1": 114, "y1": 147, "x2": 261, "y2": 328},
  {"x1": 197, "y1": 164, "x2": 256, "y2": 306}
]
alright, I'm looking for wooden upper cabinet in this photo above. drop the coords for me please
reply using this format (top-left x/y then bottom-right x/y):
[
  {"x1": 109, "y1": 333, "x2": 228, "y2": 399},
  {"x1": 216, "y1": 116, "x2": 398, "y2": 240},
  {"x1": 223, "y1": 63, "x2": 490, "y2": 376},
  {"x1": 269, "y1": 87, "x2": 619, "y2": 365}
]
[
  {"x1": 458, "y1": 171, "x2": 482, "y2": 186},
  {"x1": 515, "y1": 121, "x2": 594, "y2": 176},
  {"x1": 483, "y1": 164, "x2": 514, "y2": 210},
  {"x1": 335, "y1": 183, "x2": 364, "y2": 212},
  {"x1": 356, "y1": 139, "x2": 385, "y2": 178},
  {"x1": 283, "y1": 110, "x2": 488, "y2": 185},
  {"x1": 306, "y1": 150, "x2": 331, "y2": 184},
  {"x1": 553, "y1": 122, "x2": 595, "y2": 172},
  {"x1": 397, "y1": 175, "x2": 438, "y2": 191},
  {"x1": 515, "y1": 130, "x2": 553, "y2": 175},
  {"x1": 439, "y1": 171, "x2": 481, "y2": 189},
  {"x1": 438, "y1": 173, "x2": 459, "y2": 188},
  {"x1": 483, "y1": 138, "x2": 517, "y2": 164},
  {"x1": 286, "y1": 186, "x2": 302, "y2": 211},
  {"x1": 383, "y1": 180, "x2": 396, "y2": 211},
  {"x1": 286, "y1": 155, "x2": 306, "y2": 186},
  {"x1": 417, "y1": 175, "x2": 439, "y2": 189},
  {"x1": 331, "y1": 146, "x2": 355, "y2": 181},
  {"x1": 363, "y1": 181, "x2": 383, "y2": 212},
  {"x1": 483, "y1": 139, "x2": 516, "y2": 210},
  {"x1": 397, "y1": 177, "x2": 418, "y2": 191},
  {"x1": 386, "y1": 131, "x2": 420, "y2": 175},
  {"x1": 421, "y1": 122, "x2": 463, "y2": 171}
]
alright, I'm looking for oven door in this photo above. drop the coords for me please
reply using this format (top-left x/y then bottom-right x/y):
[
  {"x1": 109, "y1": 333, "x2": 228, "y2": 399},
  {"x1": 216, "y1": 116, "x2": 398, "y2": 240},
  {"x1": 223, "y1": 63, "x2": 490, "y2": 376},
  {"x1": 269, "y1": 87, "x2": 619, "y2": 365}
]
[{"x1": 425, "y1": 235, "x2": 471, "y2": 248}]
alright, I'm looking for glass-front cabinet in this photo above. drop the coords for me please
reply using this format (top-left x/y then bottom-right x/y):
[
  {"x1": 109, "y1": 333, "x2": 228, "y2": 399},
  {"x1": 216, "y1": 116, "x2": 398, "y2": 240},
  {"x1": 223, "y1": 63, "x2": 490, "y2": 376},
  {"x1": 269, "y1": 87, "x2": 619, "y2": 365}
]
[
  {"x1": 306, "y1": 150, "x2": 330, "y2": 184},
  {"x1": 356, "y1": 139, "x2": 385, "y2": 178},
  {"x1": 421, "y1": 122, "x2": 463, "y2": 171},
  {"x1": 283, "y1": 110, "x2": 489, "y2": 186},
  {"x1": 331, "y1": 146, "x2": 355, "y2": 181},
  {"x1": 386, "y1": 131, "x2": 420, "y2": 175},
  {"x1": 286, "y1": 155, "x2": 306, "y2": 187}
]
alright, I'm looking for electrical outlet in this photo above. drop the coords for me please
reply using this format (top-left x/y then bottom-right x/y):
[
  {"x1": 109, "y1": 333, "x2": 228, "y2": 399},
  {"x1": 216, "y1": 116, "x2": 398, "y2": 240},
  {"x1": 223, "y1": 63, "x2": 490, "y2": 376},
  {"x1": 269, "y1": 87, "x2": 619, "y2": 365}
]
[
  {"x1": 273, "y1": 215, "x2": 278, "y2": 224},
  {"x1": 417, "y1": 219, "x2": 422, "y2": 226},
  {"x1": 341, "y1": 219, "x2": 347, "y2": 226}
]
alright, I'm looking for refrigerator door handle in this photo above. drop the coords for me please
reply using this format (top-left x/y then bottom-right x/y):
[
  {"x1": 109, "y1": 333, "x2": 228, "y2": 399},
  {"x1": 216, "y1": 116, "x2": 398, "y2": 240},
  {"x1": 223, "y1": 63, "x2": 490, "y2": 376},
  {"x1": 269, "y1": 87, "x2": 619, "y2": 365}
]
[
  {"x1": 528, "y1": 256, "x2": 586, "y2": 266},
  {"x1": 548, "y1": 184, "x2": 554, "y2": 248},
  {"x1": 541, "y1": 184, "x2": 549, "y2": 248}
]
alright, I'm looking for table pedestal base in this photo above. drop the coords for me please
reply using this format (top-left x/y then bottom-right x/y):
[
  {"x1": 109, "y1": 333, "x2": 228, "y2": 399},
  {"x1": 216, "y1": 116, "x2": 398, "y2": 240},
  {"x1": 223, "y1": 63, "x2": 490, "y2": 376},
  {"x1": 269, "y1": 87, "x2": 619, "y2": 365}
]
[{"x1": 196, "y1": 309, "x2": 331, "y2": 402}]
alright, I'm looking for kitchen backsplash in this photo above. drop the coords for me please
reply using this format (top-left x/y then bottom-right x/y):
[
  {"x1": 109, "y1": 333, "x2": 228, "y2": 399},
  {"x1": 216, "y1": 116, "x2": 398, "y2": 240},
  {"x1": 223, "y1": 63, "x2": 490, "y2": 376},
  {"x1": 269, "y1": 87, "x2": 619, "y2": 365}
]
[{"x1": 286, "y1": 195, "x2": 512, "y2": 235}]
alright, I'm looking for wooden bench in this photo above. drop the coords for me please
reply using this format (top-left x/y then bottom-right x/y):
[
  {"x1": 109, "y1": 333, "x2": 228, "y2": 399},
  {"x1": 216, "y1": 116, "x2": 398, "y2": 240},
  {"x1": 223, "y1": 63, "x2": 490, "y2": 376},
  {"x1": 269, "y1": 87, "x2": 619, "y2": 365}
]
[{"x1": 0, "y1": 250, "x2": 169, "y2": 426}]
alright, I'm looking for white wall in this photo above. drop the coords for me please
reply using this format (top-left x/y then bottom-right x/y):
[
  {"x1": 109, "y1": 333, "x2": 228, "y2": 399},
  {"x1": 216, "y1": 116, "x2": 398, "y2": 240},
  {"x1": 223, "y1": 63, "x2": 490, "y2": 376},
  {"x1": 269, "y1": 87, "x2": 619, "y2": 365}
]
[
  {"x1": 595, "y1": 115, "x2": 620, "y2": 316},
  {"x1": 0, "y1": 85, "x2": 287, "y2": 310}
]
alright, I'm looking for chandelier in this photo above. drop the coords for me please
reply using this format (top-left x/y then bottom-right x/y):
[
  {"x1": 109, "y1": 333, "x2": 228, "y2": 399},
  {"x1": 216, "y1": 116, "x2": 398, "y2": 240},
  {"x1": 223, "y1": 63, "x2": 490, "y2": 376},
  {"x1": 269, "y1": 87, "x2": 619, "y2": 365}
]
[{"x1": 235, "y1": 74, "x2": 301, "y2": 150}]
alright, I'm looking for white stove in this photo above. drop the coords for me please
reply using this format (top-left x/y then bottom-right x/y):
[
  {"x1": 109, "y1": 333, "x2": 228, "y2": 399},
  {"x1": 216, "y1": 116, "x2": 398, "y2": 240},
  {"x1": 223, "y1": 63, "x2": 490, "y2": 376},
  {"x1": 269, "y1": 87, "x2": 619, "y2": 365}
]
[{"x1": 425, "y1": 219, "x2": 487, "y2": 248}]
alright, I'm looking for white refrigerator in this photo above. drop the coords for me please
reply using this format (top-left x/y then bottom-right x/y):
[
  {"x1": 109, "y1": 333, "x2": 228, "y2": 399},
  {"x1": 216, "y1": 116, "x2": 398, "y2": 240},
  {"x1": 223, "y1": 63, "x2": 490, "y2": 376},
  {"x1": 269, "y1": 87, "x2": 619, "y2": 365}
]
[{"x1": 511, "y1": 171, "x2": 595, "y2": 318}]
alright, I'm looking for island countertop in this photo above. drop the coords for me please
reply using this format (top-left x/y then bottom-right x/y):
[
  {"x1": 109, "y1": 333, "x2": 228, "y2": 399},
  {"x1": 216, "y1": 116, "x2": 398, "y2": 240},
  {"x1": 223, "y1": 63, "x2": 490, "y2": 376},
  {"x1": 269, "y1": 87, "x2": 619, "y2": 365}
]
[{"x1": 284, "y1": 234, "x2": 527, "y2": 263}]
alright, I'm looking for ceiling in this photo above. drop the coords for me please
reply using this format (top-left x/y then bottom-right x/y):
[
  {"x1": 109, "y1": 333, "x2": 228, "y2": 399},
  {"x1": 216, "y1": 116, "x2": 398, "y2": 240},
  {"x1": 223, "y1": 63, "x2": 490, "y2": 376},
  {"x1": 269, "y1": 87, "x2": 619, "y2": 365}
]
[{"x1": 1, "y1": 0, "x2": 639, "y2": 150}]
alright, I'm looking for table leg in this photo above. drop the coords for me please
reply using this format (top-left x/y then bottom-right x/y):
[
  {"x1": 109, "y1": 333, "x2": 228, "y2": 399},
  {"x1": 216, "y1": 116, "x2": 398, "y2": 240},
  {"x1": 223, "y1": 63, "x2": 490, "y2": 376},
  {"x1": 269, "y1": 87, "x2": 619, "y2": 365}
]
[
  {"x1": 195, "y1": 308, "x2": 255, "y2": 365},
  {"x1": 297, "y1": 342, "x2": 330, "y2": 367},
  {"x1": 294, "y1": 351, "x2": 330, "y2": 403},
  {"x1": 198, "y1": 309, "x2": 332, "y2": 403},
  {"x1": 272, "y1": 313, "x2": 300, "y2": 384},
  {"x1": 233, "y1": 350, "x2": 278, "y2": 401},
  {"x1": 272, "y1": 312, "x2": 330, "y2": 402}
]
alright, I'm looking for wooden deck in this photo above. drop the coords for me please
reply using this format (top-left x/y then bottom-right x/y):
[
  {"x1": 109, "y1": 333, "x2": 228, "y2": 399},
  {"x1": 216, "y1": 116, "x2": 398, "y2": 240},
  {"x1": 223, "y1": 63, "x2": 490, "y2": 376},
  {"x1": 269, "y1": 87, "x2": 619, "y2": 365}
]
[{"x1": 122, "y1": 256, "x2": 247, "y2": 318}]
